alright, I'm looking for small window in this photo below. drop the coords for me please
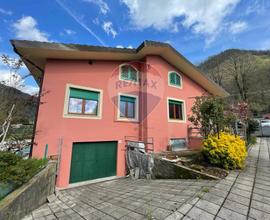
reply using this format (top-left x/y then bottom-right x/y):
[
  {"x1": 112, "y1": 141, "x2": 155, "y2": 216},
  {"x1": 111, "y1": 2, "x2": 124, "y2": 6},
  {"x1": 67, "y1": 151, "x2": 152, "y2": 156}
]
[
  {"x1": 169, "y1": 138, "x2": 186, "y2": 151},
  {"x1": 169, "y1": 72, "x2": 181, "y2": 87},
  {"x1": 120, "y1": 64, "x2": 138, "y2": 82},
  {"x1": 119, "y1": 95, "x2": 136, "y2": 119},
  {"x1": 68, "y1": 88, "x2": 99, "y2": 115},
  {"x1": 169, "y1": 99, "x2": 184, "y2": 120}
]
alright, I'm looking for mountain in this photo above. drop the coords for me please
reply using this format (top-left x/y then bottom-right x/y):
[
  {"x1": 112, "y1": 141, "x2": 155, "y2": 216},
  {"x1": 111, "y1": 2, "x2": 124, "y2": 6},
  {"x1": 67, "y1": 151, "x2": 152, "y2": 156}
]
[
  {"x1": 0, "y1": 84, "x2": 37, "y2": 124},
  {"x1": 198, "y1": 49, "x2": 270, "y2": 115}
]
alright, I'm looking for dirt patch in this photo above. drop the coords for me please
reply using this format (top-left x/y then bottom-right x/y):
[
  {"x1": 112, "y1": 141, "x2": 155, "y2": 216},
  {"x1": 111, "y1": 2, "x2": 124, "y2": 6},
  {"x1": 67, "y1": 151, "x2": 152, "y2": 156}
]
[{"x1": 158, "y1": 150, "x2": 229, "y2": 179}]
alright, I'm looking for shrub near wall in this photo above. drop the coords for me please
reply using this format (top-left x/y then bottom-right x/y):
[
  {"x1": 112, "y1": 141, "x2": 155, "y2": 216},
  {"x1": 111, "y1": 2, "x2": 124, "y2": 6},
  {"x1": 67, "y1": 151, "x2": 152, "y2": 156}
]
[
  {"x1": 0, "y1": 161, "x2": 56, "y2": 220},
  {"x1": 203, "y1": 132, "x2": 247, "y2": 169},
  {"x1": 0, "y1": 152, "x2": 46, "y2": 199}
]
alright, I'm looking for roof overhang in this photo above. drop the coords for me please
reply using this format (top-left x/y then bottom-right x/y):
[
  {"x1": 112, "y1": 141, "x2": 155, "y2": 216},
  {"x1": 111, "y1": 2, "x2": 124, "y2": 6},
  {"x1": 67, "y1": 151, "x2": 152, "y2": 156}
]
[{"x1": 10, "y1": 40, "x2": 229, "y2": 97}]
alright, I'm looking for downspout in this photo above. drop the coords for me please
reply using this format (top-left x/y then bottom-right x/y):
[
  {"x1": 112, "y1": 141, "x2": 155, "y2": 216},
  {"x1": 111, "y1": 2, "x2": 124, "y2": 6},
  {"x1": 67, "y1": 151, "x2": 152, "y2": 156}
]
[{"x1": 10, "y1": 42, "x2": 45, "y2": 157}]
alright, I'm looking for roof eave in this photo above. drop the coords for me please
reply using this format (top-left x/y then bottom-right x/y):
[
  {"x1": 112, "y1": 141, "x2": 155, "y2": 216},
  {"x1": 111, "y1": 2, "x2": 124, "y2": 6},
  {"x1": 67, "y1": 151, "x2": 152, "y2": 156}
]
[{"x1": 11, "y1": 39, "x2": 228, "y2": 97}]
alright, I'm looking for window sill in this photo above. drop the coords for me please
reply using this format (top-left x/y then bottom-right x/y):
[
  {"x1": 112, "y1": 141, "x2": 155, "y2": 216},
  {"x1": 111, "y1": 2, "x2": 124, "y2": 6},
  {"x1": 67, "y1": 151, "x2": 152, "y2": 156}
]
[
  {"x1": 168, "y1": 119, "x2": 186, "y2": 123},
  {"x1": 116, "y1": 118, "x2": 139, "y2": 123},
  {"x1": 168, "y1": 84, "x2": 182, "y2": 89},
  {"x1": 119, "y1": 78, "x2": 139, "y2": 85},
  {"x1": 63, "y1": 114, "x2": 102, "y2": 120}
]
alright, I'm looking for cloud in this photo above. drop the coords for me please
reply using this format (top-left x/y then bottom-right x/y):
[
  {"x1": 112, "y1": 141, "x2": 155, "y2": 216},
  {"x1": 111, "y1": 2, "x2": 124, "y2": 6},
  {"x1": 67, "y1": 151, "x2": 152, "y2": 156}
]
[
  {"x1": 0, "y1": 71, "x2": 39, "y2": 95},
  {"x1": 246, "y1": 0, "x2": 267, "y2": 15},
  {"x1": 102, "y1": 21, "x2": 117, "y2": 38},
  {"x1": 121, "y1": 0, "x2": 240, "y2": 43},
  {"x1": 83, "y1": 0, "x2": 110, "y2": 14},
  {"x1": 0, "y1": 8, "x2": 12, "y2": 15},
  {"x1": 13, "y1": 16, "x2": 49, "y2": 41},
  {"x1": 260, "y1": 39, "x2": 270, "y2": 50},
  {"x1": 229, "y1": 21, "x2": 248, "y2": 34},
  {"x1": 64, "y1": 29, "x2": 76, "y2": 35},
  {"x1": 21, "y1": 85, "x2": 39, "y2": 95},
  {"x1": 116, "y1": 45, "x2": 133, "y2": 48}
]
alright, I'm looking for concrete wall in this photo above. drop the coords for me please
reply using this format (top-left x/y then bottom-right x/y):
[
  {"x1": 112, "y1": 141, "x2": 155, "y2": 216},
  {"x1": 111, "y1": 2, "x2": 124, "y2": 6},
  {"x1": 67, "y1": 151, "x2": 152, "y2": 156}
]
[{"x1": 0, "y1": 161, "x2": 56, "y2": 220}]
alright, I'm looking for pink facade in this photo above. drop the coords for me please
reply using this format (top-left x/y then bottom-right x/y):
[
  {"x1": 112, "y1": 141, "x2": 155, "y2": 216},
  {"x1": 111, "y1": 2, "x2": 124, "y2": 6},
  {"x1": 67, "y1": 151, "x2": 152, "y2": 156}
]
[{"x1": 33, "y1": 55, "x2": 206, "y2": 188}]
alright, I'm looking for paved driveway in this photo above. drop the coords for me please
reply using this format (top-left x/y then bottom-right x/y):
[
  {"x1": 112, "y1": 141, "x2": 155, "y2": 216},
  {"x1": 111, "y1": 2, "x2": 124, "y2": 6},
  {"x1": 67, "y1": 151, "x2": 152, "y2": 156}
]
[{"x1": 23, "y1": 138, "x2": 270, "y2": 220}]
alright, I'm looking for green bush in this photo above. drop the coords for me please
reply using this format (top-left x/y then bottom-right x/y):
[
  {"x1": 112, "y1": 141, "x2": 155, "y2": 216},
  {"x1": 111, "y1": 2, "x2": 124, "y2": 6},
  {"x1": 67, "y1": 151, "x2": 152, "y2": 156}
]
[{"x1": 0, "y1": 152, "x2": 46, "y2": 186}]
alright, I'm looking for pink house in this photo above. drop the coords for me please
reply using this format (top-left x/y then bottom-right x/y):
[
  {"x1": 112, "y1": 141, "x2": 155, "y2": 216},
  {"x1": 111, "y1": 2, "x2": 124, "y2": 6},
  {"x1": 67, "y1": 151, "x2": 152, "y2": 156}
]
[{"x1": 11, "y1": 40, "x2": 227, "y2": 188}]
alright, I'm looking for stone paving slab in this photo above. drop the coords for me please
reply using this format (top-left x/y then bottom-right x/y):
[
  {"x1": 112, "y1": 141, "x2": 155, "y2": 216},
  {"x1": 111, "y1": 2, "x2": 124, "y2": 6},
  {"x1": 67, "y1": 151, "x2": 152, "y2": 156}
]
[
  {"x1": 178, "y1": 138, "x2": 270, "y2": 220},
  {"x1": 23, "y1": 138, "x2": 270, "y2": 219},
  {"x1": 23, "y1": 178, "x2": 217, "y2": 219}
]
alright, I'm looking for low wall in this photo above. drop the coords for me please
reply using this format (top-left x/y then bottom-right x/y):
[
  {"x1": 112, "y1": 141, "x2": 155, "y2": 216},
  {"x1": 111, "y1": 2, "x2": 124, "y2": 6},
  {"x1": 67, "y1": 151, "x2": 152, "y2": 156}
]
[
  {"x1": 188, "y1": 137, "x2": 203, "y2": 150},
  {"x1": 0, "y1": 161, "x2": 57, "y2": 220},
  {"x1": 152, "y1": 158, "x2": 219, "y2": 180}
]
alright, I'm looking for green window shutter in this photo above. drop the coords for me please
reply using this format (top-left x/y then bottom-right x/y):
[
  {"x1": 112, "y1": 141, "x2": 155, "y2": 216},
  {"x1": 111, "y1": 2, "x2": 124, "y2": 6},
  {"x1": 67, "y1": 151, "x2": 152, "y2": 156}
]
[
  {"x1": 169, "y1": 100, "x2": 182, "y2": 106},
  {"x1": 169, "y1": 73, "x2": 175, "y2": 84},
  {"x1": 120, "y1": 95, "x2": 136, "y2": 103},
  {"x1": 175, "y1": 74, "x2": 180, "y2": 86},
  {"x1": 169, "y1": 72, "x2": 181, "y2": 86},
  {"x1": 121, "y1": 66, "x2": 129, "y2": 79},
  {"x1": 129, "y1": 67, "x2": 137, "y2": 81},
  {"x1": 70, "y1": 88, "x2": 99, "y2": 101},
  {"x1": 121, "y1": 65, "x2": 138, "y2": 82}
]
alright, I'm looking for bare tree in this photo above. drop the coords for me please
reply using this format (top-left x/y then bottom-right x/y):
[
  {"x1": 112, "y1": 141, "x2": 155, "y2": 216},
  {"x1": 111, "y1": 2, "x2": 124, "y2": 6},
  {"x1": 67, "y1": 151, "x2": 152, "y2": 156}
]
[
  {"x1": 0, "y1": 55, "x2": 37, "y2": 150},
  {"x1": 201, "y1": 56, "x2": 224, "y2": 86},
  {"x1": 207, "y1": 63, "x2": 224, "y2": 86},
  {"x1": 225, "y1": 54, "x2": 257, "y2": 102}
]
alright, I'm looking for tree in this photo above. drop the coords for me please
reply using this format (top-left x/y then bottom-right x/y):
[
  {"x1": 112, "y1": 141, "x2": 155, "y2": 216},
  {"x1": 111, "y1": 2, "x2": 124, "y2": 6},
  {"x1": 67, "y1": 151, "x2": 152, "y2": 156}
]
[
  {"x1": 0, "y1": 54, "x2": 37, "y2": 150},
  {"x1": 225, "y1": 54, "x2": 257, "y2": 102},
  {"x1": 188, "y1": 96, "x2": 234, "y2": 138},
  {"x1": 200, "y1": 56, "x2": 224, "y2": 86}
]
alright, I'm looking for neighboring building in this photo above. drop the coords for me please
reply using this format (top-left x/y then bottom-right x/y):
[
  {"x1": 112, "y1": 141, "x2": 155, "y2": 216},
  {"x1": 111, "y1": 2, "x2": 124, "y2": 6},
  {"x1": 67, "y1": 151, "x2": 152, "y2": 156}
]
[{"x1": 11, "y1": 40, "x2": 227, "y2": 188}]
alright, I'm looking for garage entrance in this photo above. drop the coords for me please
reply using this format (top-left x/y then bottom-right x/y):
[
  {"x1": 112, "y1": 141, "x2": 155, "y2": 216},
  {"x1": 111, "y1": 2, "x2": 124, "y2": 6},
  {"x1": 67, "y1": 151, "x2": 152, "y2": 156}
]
[{"x1": 69, "y1": 141, "x2": 117, "y2": 184}]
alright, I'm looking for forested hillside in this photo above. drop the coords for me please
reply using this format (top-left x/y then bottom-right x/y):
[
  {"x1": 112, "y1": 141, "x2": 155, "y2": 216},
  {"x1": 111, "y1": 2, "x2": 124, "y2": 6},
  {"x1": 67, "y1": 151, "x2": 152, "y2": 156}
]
[
  {"x1": 198, "y1": 49, "x2": 270, "y2": 115},
  {"x1": 0, "y1": 84, "x2": 37, "y2": 125}
]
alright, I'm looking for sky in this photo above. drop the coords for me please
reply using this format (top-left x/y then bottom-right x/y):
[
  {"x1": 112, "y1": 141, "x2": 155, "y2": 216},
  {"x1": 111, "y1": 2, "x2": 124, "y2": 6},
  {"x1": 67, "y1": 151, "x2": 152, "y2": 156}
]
[{"x1": 0, "y1": 0, "x2": 270, "y2": 95}]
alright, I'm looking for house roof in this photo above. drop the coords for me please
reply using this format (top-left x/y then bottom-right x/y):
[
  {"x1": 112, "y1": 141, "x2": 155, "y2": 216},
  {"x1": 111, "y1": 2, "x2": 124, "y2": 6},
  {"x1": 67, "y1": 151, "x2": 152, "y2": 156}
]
[{"x1": 10, "y1": 40, "x2": 228, "y2": 97}]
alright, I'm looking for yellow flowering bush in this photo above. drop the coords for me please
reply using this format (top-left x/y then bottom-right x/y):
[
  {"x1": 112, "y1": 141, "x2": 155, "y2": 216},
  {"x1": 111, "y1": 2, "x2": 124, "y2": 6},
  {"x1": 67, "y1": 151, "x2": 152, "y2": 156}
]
[{"x1": 203, "y1": 132, "x2": 247, "y2": 169}]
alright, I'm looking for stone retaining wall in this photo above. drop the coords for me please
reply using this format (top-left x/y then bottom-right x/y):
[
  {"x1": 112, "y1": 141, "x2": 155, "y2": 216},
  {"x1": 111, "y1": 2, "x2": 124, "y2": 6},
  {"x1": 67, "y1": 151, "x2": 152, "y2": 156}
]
[
  {"x1": 152, "y1": 158, "x2": 219, "y2": 180},
  {"x1": 0, "y1": 161, "x2": 57, "y2": 220}
]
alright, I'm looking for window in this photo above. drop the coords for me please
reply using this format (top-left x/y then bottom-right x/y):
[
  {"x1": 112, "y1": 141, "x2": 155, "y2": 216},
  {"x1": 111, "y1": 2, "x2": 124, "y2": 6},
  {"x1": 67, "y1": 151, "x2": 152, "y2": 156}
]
[
  {"x1": 169, "y1": 138, "x2": 186, "y2": 151},
  {"x1": 68, "y1": 87, "x2": 99, "y2": 115},
  {"x1": 169, "y1": 71, "x2": 182, "y2": 87},
  {"x1": 119, "y1": 95, "x2": 138, "y2": 120},
  {"x1": 120, "y1": 64, "x2": 138, "y2": 82},
  {"x1": 168, "y1": 99, "x2": 184, "y2": 120}
]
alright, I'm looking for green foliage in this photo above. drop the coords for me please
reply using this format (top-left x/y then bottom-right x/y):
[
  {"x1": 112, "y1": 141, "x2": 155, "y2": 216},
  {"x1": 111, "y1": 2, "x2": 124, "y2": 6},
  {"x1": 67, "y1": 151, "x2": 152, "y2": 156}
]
[
  {"x1": 0, "y1": 152, "x2": 46, "y2": 186},
  {"x1": 248, "y1": 136, "x2": 257, "y2": 146},
  {"x1": 203, "y1": 132, "x2": 247, "y2": 170},
  {"x1": 199, "y1": 49, "x2": 270, "y2": 114},
  {"x1": 188, "y1": 96, "x2": 235, "y2": 138},
  {"x1": 7, "y1": 125, "x2": 34, "y2": 141},
  {"x1": 0, "y1": 84, "x2": 37, "y2": 126},
  {"x1": 246, "y1": 119, "x2": 259, "y2": 145}
]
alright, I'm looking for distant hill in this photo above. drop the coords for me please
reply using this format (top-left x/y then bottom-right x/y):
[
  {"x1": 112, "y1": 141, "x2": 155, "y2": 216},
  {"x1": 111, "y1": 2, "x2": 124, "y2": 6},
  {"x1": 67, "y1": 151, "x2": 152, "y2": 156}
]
[
  {"x1": 198, "y1": 49, "x2": 270, "y2": 115},
  {"x1": 0, "y1": 84, "x2": 37, "y2": 124}
]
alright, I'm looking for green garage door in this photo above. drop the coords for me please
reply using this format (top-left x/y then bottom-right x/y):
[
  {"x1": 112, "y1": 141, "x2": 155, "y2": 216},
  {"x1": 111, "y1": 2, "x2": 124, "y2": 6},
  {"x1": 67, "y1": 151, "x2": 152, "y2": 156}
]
[{"x1": 69, "y1": 141, "x2": 117, "y2": 184}]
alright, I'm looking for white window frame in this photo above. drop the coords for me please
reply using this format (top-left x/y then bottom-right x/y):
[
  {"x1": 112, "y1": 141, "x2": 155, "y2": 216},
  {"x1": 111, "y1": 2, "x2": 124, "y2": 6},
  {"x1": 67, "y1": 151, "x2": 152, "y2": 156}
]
[
  {"x1": 167, "y1": 97, "x2": 186, "y2": 123},
  {"x1": 119, "y1": 63, "x2": 139, "y2": 84},
  {"x1": 168, "y1": 71, "x2": 182, "y2": 89},
  {"x1": 117, "y1": 92, "x2": 139, "y2": 122},
  {"x1": 63, "y1": 83, "x2": 103, "y2": 119}
]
